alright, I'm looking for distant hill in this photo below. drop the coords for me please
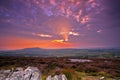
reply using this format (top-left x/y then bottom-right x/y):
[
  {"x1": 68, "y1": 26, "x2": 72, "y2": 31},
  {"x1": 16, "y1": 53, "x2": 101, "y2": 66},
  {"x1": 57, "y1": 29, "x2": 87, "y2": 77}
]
[{"x1": 0, "y1": 48, "x2": 120, "y2": 58}]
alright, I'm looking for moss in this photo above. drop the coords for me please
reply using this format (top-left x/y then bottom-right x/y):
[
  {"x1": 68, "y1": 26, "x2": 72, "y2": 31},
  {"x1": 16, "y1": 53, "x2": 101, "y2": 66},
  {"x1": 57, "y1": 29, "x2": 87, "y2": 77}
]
[
  {"x1": 42, "y1": 75, "x2": 47, "y2": 80},
  {"x1": 98, "y1": 71, "x2": 111, "y2": 77}
]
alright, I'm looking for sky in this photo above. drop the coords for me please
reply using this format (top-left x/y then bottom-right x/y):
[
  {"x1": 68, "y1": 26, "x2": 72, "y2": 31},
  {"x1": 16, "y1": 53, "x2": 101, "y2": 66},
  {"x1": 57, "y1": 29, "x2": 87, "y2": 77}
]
[{"x1": 0, "y1": 0, "x2": 120, "y2": 50}]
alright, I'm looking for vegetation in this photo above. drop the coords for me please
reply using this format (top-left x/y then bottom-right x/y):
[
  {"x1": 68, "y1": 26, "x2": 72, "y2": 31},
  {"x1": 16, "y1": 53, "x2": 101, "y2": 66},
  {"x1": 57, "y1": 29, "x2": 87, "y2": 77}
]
[
  {"x1": 0, "y1": 48, "x2": 120, "y2": 58},
  {"x1": 0, "y1": 56, "x2": 120, "y2": 80}
]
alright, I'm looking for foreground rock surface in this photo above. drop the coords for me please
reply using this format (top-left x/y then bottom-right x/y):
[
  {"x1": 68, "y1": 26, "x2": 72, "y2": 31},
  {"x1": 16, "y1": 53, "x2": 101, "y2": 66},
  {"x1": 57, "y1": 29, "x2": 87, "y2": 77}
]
[
  {"x1": 0, "y1": 66, "x2": 68, "y2": 80},
  {"x1": 0, "y1": 67, "x2": 42, "y2": 80}
]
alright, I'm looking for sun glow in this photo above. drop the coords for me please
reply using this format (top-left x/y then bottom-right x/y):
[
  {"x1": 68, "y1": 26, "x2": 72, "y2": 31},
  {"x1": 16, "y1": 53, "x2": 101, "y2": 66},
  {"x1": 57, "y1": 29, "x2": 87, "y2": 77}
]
[
  {"x1": 52, "y1": 39, "x2": 64, "y2": 43},
  {"x1": 44, "y1": 17, "x2": 72, "y2": 42},
  {"x1": 0, "y1": 36, "x2": 74, "y2": 50}
]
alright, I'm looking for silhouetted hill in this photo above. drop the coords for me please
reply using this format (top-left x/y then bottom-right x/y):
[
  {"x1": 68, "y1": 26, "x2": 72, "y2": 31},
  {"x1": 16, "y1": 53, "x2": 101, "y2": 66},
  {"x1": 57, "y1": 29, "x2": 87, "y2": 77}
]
[{"x1": 0, "y1": 48, "x2": 120, "y2": 58}]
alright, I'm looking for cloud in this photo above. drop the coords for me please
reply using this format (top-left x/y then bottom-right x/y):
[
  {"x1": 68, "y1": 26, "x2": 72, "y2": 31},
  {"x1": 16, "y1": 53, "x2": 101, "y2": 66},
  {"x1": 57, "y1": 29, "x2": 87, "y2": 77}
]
[
  {"x1": 97, "y1": 29, "x2": 102, "y2": 33},
  {"x1": 32, "y1": 33, "x2": 52, "y2": 38},
  {"x1": 49, "y1": 0, "x2": 56, "y2": 5},
  {"x1": 81, "y1": 15, "x2": 89, "y2": 24},
  {"x1": 69, "y1": 31, "x2": 79, "y2": 36}
]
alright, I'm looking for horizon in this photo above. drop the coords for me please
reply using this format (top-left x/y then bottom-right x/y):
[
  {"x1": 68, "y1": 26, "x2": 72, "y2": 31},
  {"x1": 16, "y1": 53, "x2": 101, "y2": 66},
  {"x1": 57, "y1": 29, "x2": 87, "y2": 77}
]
[
  {"x1": 0, "y1": 0, "x2": 120, "y2": 50},
  {"x1": 0, "y1": 46, "x2": 120, "y2": 51}
]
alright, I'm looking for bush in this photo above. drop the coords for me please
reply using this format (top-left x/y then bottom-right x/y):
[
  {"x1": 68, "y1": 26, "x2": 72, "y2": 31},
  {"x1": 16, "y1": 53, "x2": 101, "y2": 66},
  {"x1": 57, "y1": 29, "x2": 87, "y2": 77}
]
[{"x1": 62, "y1": 69, "x2": 74, "y2": 80}]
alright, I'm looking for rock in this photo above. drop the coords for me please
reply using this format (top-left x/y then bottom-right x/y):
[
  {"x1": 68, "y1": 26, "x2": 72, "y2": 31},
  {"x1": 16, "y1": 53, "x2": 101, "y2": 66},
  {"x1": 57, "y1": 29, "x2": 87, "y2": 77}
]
[
  {"x1": 3, "y1": 70, "x2": 11, "y2": 74},
  {"x1": 24, "y1": 66, "x2": 41, "y2": 80},
  {"x1": 46, "y1": 74, "x2": 67, "y2": 80},
  {"x1": 0, "y1": 69, "x2": 11, "y2": 80},
  {"x1": 6, "y1": 67, "x2": 24, "y2": 80},
  {"x1": 4, "y1": 66, "x2": 42, "y2": 80},
  {"x1": 100, "y1": 76, "x2": 105, "y2": 80},
  {"x1": 16, "y1": 67, "x2": 23, "y2": 71},
  {"x1": 0, "y1": 73, "x2": 6, "y2": 80},
  {"x1": 53, "y1": 75, "x2": 59, "y2": 80},
  {"x1": 61, "y1": 74, "x2": 67, "y2": 80},
  {"x1": 46, "y1": 75, "x2": 53, "y2": 80}
]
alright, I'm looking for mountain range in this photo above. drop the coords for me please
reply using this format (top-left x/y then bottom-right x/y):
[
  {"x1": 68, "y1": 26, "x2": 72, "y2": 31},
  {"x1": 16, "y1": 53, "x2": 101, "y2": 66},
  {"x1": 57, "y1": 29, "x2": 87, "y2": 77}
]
[{"x1": 0, "y1": 47, "x2": 120, "y2": 58}]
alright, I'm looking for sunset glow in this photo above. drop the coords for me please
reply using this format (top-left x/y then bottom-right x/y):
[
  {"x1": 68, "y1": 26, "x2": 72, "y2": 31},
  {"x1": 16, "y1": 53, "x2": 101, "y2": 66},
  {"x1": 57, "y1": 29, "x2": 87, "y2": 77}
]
[
  {"x1": 0, "y1": 0, "x2": 120, "y2": 50},
  {"x1": 0, "y1": 36, "x2": 73, "y2": 50}
]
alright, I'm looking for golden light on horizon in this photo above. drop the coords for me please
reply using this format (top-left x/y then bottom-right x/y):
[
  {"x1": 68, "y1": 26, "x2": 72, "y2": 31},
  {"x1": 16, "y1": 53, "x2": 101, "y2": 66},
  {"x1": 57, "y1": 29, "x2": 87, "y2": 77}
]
[
  {"x1": 0, "y1": 36, "x2": 74, "y2": 50},
  {"x1": 52, "y1": 39, "x2": 64, "y2": 43}
]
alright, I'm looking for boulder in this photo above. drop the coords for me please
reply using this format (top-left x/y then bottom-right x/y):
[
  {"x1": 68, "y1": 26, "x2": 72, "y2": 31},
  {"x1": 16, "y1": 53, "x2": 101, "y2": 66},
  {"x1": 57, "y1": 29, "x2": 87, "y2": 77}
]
[
  {"x1": 5, "y1": 66, "x2": 42, "y2": 80},
  {"x1": 46, "y1": 75, "x2": 53, "y2": 80},
  {"x1": 24, "y1": 66, "x2": 41, "y2": 80},
  {"x1": 46, "y1": 74, "x2": 67, "y2": 80}
]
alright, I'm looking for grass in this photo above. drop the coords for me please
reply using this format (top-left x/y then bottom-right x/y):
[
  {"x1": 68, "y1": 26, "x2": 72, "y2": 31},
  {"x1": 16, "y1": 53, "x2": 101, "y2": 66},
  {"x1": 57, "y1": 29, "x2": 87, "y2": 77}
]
[{"x1": 41, "y1": 68, "x2": 115, "y2": 80}]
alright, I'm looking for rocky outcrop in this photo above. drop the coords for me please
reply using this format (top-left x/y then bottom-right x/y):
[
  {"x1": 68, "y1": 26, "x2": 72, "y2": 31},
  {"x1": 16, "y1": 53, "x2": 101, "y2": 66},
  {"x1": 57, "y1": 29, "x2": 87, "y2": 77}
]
[
  {"x1": 0, "y1": 67, "x2": 68, "y2": 80},
  {"x1": 0, "y1": 67, "x2": 42, "y2": 80}
]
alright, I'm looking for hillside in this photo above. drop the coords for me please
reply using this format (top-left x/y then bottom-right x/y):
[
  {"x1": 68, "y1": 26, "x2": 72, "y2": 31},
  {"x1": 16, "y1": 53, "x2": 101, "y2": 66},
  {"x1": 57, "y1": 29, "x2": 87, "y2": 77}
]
[{"x1": 0, "y1": 48, "x2": 120, "y2": 58}]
